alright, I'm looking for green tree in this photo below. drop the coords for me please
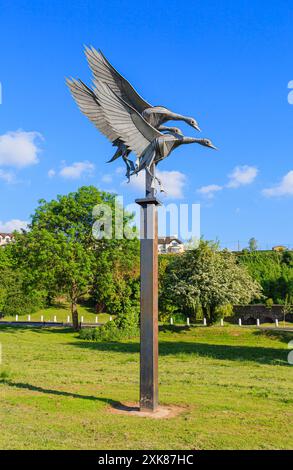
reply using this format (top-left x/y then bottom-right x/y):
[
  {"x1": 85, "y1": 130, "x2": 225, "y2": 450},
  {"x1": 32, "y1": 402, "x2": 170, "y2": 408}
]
[
  {"x1": 248, "y1": 237, "x2": 258, "y2": 252},
  {"x1": 0, "y1": 244, "x2": 45, "y2": 316},
  {"x1": 12, "y1": 186, "x2": 138, "y2": 330},
  {"x1": 161, "y1": 240, "x2": 262, "y2": 324},
  {"x1": 0, "y1": 246, "x2": 12, "y2": 314},
  {"x1": 282, "y1": 295, "x2": 293, "y2": 325},
  {"x1": 158, "y1": 254, "x2": 179, "y2": 320},
  {"x1": 238, "y1": 250, "x2": 293, "y2": 302},
  {"x1": 265, "y1": 298, "x2": 274, "y2": 309},
  {"x1": 92, "y1": 237, "x2": 140, "y2": 316}
]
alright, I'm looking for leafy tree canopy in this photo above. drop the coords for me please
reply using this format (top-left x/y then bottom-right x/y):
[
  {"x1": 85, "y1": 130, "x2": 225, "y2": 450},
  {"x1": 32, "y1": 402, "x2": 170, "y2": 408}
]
[
  {"x1": 11, "y1": 186, "x2": 139, "y2": 330},
  {"x1": 160, "y1": 240, "x2": 262, "y2": 324}
]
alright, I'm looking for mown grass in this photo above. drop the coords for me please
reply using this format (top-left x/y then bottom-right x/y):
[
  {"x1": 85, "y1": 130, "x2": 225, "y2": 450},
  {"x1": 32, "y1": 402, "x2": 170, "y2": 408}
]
[
  {"x1": 1, "y1": 304, "x2": 113, "y2": 324},
  {"x1": 0, "y1": 324, "x2": 292, "y2": 450}
]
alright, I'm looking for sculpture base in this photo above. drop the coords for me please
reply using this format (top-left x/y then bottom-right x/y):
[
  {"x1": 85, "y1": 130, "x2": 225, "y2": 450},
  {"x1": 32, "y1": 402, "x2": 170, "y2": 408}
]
[{"x1": 109, "y1": 402, "x2": 185, "y2": 419}]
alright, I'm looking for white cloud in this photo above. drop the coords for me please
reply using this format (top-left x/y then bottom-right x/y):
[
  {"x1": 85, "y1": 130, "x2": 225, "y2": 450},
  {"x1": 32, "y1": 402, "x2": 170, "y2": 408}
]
[
  {"x1": 101, "y1": 174, "x2": 113, "y2": 184},
  {"x1": 197, "y1": 164, "x2": 258, "y2": 199},
  {"x1": 0, "y1": 219, "x2": 28, "y2": 233},
  {"x1": 0, "y1": 130, "x2": 42, "y2": 168},
  {"x1": 158, "y1": 170, "x2": 186, "y2": 199},
  {"x1": 197, "y1": 184, "x2": 223, "y2": 199},
  {"x1": 59, "y1": 161, "x2": 95, "y2": 179},
  {"x1": 262, "y1": 170, "x2": 293, "y2": 197},
  {"x1": 115, "y1": 166, "x2": 124, "y2": 175},
  {"x1": 227, "y1": 165, "x2": 258, "y2": 188},
  {"x1": 48, "y1": 169, "x2": 56, "y2": 178},
  {"x1": 125, "y1": 169, "x2": 186, "y2": 199},
  {"x1": 0, "y1": 169, "x2": 15, "y2": 183}
]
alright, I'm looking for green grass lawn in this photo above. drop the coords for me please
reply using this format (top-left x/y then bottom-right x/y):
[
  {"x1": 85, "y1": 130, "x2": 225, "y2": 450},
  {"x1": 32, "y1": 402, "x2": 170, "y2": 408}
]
[
  {"x1": 0, "y1": 324, "x2": 292, "y2": 450},
  {"x1": 1, "y1": 304, "x2": 113, "y2": 324}
]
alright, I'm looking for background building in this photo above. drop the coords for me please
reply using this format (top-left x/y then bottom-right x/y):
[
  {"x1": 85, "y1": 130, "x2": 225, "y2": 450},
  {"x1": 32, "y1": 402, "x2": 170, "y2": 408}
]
[
  {"x1": 158, "y1": 236, "x2": 184, "y2": 254},
  {"x1": 0, "y1": 233, "x2": 14, "y2": 247}
]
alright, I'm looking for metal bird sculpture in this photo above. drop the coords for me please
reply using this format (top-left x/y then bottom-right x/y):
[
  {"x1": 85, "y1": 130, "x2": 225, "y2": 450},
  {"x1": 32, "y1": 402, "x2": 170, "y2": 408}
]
[
  {"x1": 94, "y1": 82, "x2": 216, "y2": 190},
  {"x1": 85, "y1": 47, "x2": 201, "y2": 132},
  {"x1": 67, "y1": 78, "x2": 185, "y2": 181},
  {"x1": 107, "y1": 126, "x2": 183, "y2": 178},
  {"x1": 158, "y1": 126, "x2": 184, "y2": 136}
]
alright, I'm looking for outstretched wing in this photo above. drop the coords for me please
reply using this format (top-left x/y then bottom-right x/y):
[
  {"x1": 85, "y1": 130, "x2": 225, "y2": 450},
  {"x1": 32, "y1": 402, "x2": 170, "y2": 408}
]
[
  {"x1": 85, "y1": 46, "x2": 152, "y2": 113},
  {"x1": 66, "y1": 78, "x2": 119, "y2": 143},
  {"x1": 95, "y1": 81, "x2": 162, "y2": 159}
]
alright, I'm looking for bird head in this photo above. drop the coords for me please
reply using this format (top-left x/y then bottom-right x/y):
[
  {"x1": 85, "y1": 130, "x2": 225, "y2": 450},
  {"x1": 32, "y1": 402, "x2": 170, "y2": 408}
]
[
  {"x1": 172, "y1": 127, "x2": 183, "y2": 135},
  {"x1": 160, "y1": 125, "x2": 183, "y2": 135},
  {"x1": 186, "y1": 117, "x2": 201, "y2": 132},
  {"x1": 199, "y1": 138, "x2": 218, "y2": 150},
  {"x1": 168, "y1": 127, "x2": 184, "y2": 137}
]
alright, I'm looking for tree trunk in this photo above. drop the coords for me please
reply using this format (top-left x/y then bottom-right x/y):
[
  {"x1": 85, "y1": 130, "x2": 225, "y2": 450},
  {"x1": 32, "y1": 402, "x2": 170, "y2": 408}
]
[
  {"x1": 95, "y1": 301, "x2": 105, "y2": 313},
  {"x1": 209, "y1": 305, "x2": 217, "y2": 324},
  {"x1": 71, "y1": 301, "x2": 79, "y2": 331}
]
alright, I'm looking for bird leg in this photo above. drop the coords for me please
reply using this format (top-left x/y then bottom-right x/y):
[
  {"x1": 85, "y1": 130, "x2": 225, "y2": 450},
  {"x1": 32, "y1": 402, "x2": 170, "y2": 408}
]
[
  {"x1": 145, "y1": 165, "x2": 165, "y2": 193},
  {"x1": 156, "y1": 175, "x2": 165, "y2": 193},
  {"x1": 123, "y1": 155, "x2": 136, "y2": 182}
]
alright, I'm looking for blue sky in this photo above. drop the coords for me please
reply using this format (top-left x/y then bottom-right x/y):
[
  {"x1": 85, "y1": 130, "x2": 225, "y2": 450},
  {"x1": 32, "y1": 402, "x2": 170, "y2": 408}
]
[{"x1": 0, "y1": 0, "x2": 293, "y2": 249}]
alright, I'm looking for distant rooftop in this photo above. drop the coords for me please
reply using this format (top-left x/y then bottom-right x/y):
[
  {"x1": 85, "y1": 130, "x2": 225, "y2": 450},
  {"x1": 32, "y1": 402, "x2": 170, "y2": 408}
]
[{"x1": 158, "y1": 236, "x2": 183, "y2": 245}]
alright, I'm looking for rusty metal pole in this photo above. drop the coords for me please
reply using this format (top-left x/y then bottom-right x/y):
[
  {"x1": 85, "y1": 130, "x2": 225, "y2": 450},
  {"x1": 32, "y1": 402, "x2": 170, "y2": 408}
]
[{"x1": 136, "y1": 164, "x2": 160, "y2": 412}]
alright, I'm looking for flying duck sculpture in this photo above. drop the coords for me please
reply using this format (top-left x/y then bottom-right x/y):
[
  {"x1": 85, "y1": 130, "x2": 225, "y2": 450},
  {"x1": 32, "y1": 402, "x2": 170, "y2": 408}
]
[
  {"x1": 85, "y1": 47, "x2": 201, "y2": 132},
  {"x1": 67, "y1": 78, "x2": 185, "y2": 180},
  {"x1": 107, "y1": 126, "x2": 183, "y2": 178},
  {"x1": 93, "y1": 82, "x2": 217, "y2": 190}
]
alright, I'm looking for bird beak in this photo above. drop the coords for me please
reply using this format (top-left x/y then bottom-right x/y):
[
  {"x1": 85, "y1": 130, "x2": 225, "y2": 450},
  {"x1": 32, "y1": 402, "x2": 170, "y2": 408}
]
[
  {"x1": 193, "y1": 123, "x2": 201, "y2": 132},
  {"x1": 209, "y1": 144, "x2": 218, "y2": 150}
]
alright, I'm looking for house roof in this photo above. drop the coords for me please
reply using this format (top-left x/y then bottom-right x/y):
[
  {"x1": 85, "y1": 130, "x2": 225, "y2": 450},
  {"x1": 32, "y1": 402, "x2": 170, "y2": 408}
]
[
  {"x1": 158, "y1": 236, "x2": 183, "y2": 245},
  {"x1": 0, "y1": 233, "x2": 13, "y2": 238}
]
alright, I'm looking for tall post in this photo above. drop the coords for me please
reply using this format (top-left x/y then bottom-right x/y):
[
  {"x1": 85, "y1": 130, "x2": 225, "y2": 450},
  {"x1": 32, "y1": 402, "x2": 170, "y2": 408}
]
[{"x1": 136, "y1": 164, "x2": 159, "y2": 412}]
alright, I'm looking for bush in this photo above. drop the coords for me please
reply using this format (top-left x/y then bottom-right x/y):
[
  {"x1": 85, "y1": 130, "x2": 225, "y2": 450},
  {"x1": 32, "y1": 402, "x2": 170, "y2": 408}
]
[
  {"x1": 159, "y1": 241, "x2": 261, "y2": 325},
  {"x1": 216, "y1": 303, "x2": 234, "y2": 318},
  {"x1": 79, "y1": 320, "x2": 139, "y2": 342},
  {"x1": 2, "y1": 289, "x2": 46, "y2": 317},
  {"x1": 265, "y1": 298, "x2": 274, "y2": 309},
  {"x1": 159, "y1": 312, "x2": 187, "y2": 324},
  {"x1": 172, "y1": 313, "x2": 187, "y2": 324},
  {"x1": 79, "y1": 301, "x2": 140, "y2": 342},
  {"x1": 158, "y1": 307, "x2": 177, "y2": 323}
]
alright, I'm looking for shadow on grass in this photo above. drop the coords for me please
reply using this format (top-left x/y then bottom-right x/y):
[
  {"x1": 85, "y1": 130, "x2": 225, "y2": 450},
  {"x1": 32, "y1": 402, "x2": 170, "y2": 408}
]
[
  {"x1": 159, "y1": 325, "x2": 192, "y2": 334},
  {"x1": 72, "y1": 340, "x2": 289, "y2": 365},
  {"x1": 0, "y1": 325, "x2": 290, "y2": 365},
  {"x1": 0, "y1": 379, "x2": 117, "y2": 406},
  {"x1": 253, "y1": 328, "x2": 293, "y2": 344},
  {"x1": 0, "y1": 325, "x2": 75, "y2": 335}
]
